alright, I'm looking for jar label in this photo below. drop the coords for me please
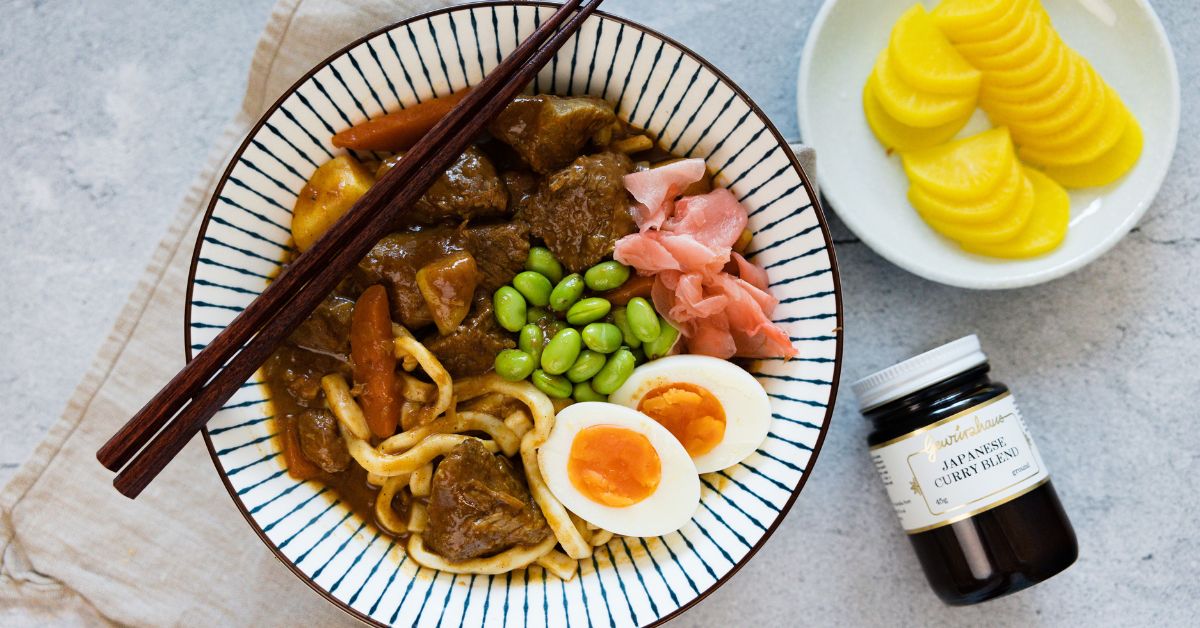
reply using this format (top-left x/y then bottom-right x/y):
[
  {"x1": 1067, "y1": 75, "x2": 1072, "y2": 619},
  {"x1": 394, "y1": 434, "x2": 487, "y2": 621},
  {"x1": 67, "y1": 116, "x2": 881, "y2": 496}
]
[{"x1": 869, "y1": 393, "x2": 1049, "y2": 534}]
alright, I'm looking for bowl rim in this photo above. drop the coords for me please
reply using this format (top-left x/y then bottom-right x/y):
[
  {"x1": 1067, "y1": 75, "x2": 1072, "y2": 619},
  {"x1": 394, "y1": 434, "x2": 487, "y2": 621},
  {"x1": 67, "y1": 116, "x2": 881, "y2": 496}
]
[
  {"x1": 796, "y1": 0, "x2": 1181, "y2": 290},
  {"x1": 183, "y1": 2, "x2": 845, "y2": 625}
]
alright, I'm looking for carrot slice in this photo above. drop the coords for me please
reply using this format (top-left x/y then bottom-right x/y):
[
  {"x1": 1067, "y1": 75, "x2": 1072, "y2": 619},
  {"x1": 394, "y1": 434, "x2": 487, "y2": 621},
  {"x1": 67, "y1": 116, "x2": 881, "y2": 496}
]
[
  {"x1": 351, "y1": 285, "x2": 400, "y2": 438},
  {"x1": 332, "y1": 89, "x2": 469, "y2": 152}
]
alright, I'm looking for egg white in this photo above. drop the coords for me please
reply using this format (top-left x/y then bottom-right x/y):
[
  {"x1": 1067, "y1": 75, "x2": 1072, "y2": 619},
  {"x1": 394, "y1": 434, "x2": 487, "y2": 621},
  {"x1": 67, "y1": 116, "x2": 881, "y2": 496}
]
[
  {"x1": 610, "y1": 355, "x2": 771, "y2": 473},
  {"x1": 537, "y1": 402, "x2": 700, "y2": 537}
]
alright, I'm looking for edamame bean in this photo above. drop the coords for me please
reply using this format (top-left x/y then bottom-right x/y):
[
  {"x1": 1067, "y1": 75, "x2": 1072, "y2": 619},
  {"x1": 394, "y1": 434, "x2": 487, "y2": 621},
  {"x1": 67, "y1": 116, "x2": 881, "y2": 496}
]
[
  {"x1": 531, "y1": 370, "x2": 572, "y2": 399},
  {"x1": 493, "y1": 286, "x2": 527, "y2": 332},
  {"x1": 541, "y1": 328, "x2": 582, "y2": 375},
  {"x1": 549, "y1": 274, "x2": 585, "y2": 312},
  {"x1": 581, "y1": 322, "x2": 623, "y2": 354},
  {"x1": 611, "y1": 308, "x2": 641, "y2": 348},
  {"x1": 525, "y1": 246, "x2": 564, "y2": 284},
  {"x1": 592, "y1": 348, "x2": 637, "y2": 394},
  {"x1": 572, "y1": 380, "x2": 608, "y2": 403},
  {"x1": 583, "y1": 261, "x2": 631, "y2": 292},
  {"x1": 566, "y1": 297, "x2": 612, "y2": 325},
  {"x1": 629, "y1": 345, "x2": 646, "y2": 365},
  {"x1": 518, "y1": 324, "x2": 544, "y2": 364},
  {"x1": 494, "y1": 349, "x2": 535, "y2": 381},
  {"x1": 566, "y1": 350, "x2": 607, "y2": 383},
  {"x1": 643, "y1": 316, "x2": 680, "y2": 359},
  {"x1": 625, "y1": 297, "x2": 661, "y2": 343},
  {"x1": 513, "y1": 271, "x2": 552, "y2": 307}
]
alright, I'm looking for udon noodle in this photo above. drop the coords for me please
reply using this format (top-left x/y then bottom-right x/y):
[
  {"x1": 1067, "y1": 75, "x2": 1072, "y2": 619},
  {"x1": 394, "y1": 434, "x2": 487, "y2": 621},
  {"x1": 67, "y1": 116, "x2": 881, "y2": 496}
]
[{"x1": 317, "y1": 325, "x2": 617, "y2": 578}]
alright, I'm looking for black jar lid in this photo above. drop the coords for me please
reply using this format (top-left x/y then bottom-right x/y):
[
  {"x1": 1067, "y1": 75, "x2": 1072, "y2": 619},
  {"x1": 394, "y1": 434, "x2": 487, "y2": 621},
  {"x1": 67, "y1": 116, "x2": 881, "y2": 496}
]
[{"x1": 851, "y1": 335, "x2": 988, "y2": 412}]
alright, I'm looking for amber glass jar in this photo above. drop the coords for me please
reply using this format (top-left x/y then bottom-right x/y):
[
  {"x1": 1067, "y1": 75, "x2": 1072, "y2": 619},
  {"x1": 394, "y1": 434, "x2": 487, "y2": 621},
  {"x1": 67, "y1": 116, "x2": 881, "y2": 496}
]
[{"x1": 853, "y1": 335, "x2": 1077, "y2": 605}]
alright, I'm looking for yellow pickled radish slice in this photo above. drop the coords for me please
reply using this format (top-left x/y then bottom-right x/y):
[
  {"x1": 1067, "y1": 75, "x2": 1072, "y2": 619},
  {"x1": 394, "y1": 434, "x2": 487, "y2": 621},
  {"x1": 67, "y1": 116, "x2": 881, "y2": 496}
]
[
  {"x1": 931, "y1": 0, "x2": 1010, "y2": 33},
  {"x1": 981, "y1": 32, "x2": 1066, "y2": 89},
  {"x1": 901, "y1": 128, "x2": 1016, "y2": 202},
  {"x1": 863, "y1": 77, "x2": 970, "y2": 152},
  {"x1": 1041, "y1": 113, "x2": 1143, "y2": 188},
  {"x1": 938, "y1": 0, "x2": 1033, "y2": 43},
  {"x1": 908, "y1": 159, "x2": 1023, "y2": 224},
  {"x1": 981, "y1": 43, "x2": 1070, "y2": 102},
  {"x1": 1003, "y1": 58, "x2": 1099, "y2": 138},
  {"x1": 962, "y1": 169, "x2": 1069, "y2": 258},
  {"x1": 1018, "y1": 81, "x2": 1123, "y2": 151},
  {"x1": 982, "y1": 50, "x2": 1083, "y2": 123},
  {"x1": 957, "y1": 5, "x2": 1044, "y2": 60},
  {"x1": 889, "y1": 4, "x2": 982, "y2": 96},
  {"x1": 1020, "y1": 91, "x2": 1129, "y2": 167},
  {"x1": 872, "y1": 49, "x2": 978, "y2": 128},
  {"x1": 918, "y1": 172, "x2": 1036, "y2": 244},
  {"x1": 969, "y1": 11, "x2": 1051, "y2": 71}
]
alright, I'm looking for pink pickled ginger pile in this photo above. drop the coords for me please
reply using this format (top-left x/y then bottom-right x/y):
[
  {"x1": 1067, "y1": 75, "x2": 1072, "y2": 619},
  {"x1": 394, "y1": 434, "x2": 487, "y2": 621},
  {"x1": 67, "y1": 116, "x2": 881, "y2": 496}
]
[{"x1": 614, "y1": 159, "x2": 797, "y2": 359}]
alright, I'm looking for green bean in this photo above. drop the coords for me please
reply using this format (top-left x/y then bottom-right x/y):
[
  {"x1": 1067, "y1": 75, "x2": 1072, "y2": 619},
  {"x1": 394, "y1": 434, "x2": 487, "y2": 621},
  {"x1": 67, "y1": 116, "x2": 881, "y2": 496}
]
[
  {"x1": 592, "y1": 348, "x2": 637, "y2": 395},
  {"x1": 566, "y1": 350, "x2": 607, "y2": 383},
  {"x1": 549, "y1": 273, "x2": 586, "y2": 312},
  {"x1": 493, "y1": 286, "x2": 527, "y2": 332},
  {"x1": 531, "y1": 370, "x2": 572, "y2": 399},
  {"x1": 581, "y1": 322, "x2": 623, "y2": 354},
  {"x1": 513, "y1": 271, "x2": 552, "y2": 307},
  {"x1": 643, "y1": 316, "x2": 680, "y2": 360},
  {"x1": 518, "y1": 324, "x2": 544, "y2": 364},
  {"x1": 525, "y1": 246, "x2": 564, "y2": 284},
  {"x1": 572, "y1": 380, "x2": 608, "y2": 403},
  {"x1": 611, "y1": 308, "x2": 641, "y2": 348},
  {"x1": 625, "y1": 297, "x2": 661, "y2": 343},
  {"x1": 566, "y1": 297, "x2": 612, "y2": 326},
  {"x1": 541, "y1": 328, "x2": 582, "y2": 375},
  {"x1": 494, "y1": 349, "x2": 535, "y2": 382},
  {"x1": 584, "y1": 261, "x2": 631, "y2": 292}
]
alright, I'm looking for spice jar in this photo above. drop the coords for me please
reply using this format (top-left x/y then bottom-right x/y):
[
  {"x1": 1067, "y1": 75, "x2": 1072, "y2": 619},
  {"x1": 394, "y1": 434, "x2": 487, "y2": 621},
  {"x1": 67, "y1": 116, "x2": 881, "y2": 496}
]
[{"x1": 852, "y1": 335, "x2": 1077, "y2": 605}]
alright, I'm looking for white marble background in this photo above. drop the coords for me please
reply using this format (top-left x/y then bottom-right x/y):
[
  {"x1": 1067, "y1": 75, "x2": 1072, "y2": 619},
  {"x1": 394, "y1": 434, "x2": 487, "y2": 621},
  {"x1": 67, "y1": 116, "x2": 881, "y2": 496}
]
[{"x1": 2, "y1": 0, "x2": 1197, "y2": 625}]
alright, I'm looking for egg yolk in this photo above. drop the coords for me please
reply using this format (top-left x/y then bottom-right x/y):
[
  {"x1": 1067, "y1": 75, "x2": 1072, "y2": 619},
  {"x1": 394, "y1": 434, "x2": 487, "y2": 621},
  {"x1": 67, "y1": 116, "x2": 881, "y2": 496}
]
[
  {"x1": 567, "y1": 425, "x2": 662, "y2": 508},
  {"x1": 637, "y1": 383, "x2": 726, "y2": 457}
]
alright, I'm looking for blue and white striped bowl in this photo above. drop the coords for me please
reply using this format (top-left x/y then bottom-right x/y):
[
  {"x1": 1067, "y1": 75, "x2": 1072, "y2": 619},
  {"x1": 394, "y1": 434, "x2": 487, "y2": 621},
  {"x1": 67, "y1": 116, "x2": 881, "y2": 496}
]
[{"x1": 185, "y1": 3, "x2": 843, "y2": 626}]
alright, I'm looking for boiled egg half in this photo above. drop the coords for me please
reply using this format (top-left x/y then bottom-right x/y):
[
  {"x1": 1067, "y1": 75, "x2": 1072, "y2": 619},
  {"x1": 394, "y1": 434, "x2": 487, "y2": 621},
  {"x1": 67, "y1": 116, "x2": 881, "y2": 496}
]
[
  {"x1": 610, "y1": 355, "x2": 771, "y2": 473},
  {"x1": 538, "y1": 402, "x2": 700, "y2": 537}
]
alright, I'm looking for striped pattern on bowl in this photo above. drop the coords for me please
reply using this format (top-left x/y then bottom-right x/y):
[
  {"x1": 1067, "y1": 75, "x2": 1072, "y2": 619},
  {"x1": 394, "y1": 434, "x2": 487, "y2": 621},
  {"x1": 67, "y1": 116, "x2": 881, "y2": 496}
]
[{"x1": 185, "y1": 3, "x2": 842, "y2": 626}]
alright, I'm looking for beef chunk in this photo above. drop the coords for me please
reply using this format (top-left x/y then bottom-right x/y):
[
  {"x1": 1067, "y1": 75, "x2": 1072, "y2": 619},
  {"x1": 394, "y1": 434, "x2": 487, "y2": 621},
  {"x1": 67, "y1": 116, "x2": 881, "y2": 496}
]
[
  {"x1": 459, "y1": 223, "x2": 533, "y2": 290},
  {"x1": 378, "y1": 146, "x2": 509, "y2": 225},
  {"x1": 425, "y1": 439, "x2": 552, "y2": 561},
  {"x1": 489, "y1": 95, "x2": 616, "y2": 174},
  {"x1": 520, "y1": 152, "x2": 636, "y2": 273},
  {"x1": 501, "y1": 170, "x2": 540, "y2": 216},
  {"x1": 356, "y1": 223, "x2": 529, "y2": 328},
  {"x1": 288, "y1": 295, "x2": 354, "y2": 362},
  {"x1": 423, "y1": 293, "x2": 515, "y2": 378},
  {"x1": 263, "y1": 345, "x2": 348, "y2": 409},
  {"x1": 297, "y1": 409, "x2": 350, "y2": 474}
]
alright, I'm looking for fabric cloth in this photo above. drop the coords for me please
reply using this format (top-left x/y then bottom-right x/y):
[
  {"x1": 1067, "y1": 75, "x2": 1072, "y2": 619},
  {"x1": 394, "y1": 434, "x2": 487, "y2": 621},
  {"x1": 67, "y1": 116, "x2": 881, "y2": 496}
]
[{"x1": 0, "y1": 1, "x2": 816, "y2": 625}]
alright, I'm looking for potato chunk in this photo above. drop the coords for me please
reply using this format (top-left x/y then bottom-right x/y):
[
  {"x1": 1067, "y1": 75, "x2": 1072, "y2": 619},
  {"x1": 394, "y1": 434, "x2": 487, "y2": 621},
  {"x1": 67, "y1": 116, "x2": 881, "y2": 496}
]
[{"x1": 292, "y1": 155, "x2": 374, "y2": 251}]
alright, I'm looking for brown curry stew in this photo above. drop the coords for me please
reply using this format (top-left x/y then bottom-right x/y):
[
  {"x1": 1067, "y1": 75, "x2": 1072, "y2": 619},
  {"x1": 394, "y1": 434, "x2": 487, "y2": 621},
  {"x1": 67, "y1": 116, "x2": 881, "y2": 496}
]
[{"x1": 261, "y1": 93, "x2": 707, "y2": 560}]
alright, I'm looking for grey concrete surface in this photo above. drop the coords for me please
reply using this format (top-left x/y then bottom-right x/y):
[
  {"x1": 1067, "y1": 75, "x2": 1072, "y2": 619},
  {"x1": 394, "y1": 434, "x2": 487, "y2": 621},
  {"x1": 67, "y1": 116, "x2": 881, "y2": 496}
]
[{"x1": 2, "y1": 0, "x2": 1198, "y2": 625}]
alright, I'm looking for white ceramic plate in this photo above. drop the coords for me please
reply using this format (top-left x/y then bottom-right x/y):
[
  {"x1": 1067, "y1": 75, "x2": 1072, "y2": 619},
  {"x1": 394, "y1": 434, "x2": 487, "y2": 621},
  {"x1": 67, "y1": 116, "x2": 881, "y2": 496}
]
[
  {"x1": 186, "y1": 3, "x2": 843, "y2": 626},
  {"x1": 798, "y1": 0, "x2": 1179, "y2": 289}
]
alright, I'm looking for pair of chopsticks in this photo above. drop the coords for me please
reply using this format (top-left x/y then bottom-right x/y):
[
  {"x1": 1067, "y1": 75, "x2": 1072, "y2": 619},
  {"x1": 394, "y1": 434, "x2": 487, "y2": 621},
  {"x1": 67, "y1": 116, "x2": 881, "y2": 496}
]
[{"x1": 96, "y1": 0, "x2": 606, "y2": 498}]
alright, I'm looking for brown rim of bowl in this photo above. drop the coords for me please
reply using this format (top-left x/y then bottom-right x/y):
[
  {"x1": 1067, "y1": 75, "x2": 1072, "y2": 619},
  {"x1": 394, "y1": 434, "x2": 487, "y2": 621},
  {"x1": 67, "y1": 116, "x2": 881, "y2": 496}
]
[{"x1": 183, "y1": 2, "x2": 844, "y2": 626}]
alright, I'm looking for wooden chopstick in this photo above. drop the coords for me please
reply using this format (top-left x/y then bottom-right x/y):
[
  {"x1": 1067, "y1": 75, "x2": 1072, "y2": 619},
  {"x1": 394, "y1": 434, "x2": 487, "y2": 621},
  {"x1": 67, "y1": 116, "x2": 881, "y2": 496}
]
[
  {"x1": 100, "y1": 0, "x2": 605, "y2": 498},
  {"x1": 95, "y1": 0, "x2": 590, "y2": 475}
]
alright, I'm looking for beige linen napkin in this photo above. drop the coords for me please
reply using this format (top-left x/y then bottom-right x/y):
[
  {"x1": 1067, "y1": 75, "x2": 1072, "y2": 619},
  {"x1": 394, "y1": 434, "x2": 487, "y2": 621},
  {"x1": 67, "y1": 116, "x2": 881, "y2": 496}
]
[{"x1": 0, "y1": 1, "x2": 817, "y2": 625}]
